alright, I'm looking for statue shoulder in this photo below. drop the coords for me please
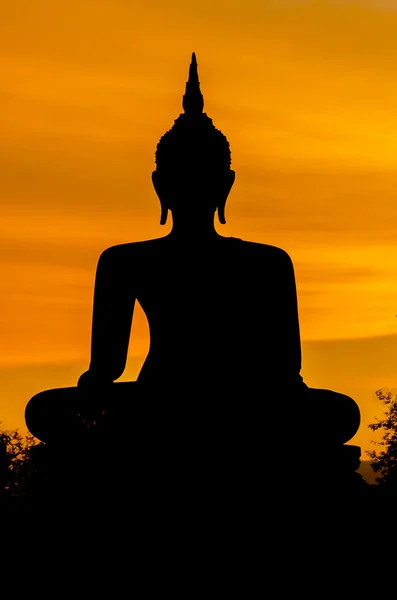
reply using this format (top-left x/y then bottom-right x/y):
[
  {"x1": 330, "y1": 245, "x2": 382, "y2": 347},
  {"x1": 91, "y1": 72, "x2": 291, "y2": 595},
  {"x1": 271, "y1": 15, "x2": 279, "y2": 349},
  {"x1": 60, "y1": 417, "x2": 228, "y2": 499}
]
[
  {"x1": 98, "y1": 238, "x2": 167, "y2": 264},
  {"x1": 237, "y1": 239, "x2": 294, "y2": 266},
  {"x1": 101, "y1": 238, "x2": 164, "y2": 258}
]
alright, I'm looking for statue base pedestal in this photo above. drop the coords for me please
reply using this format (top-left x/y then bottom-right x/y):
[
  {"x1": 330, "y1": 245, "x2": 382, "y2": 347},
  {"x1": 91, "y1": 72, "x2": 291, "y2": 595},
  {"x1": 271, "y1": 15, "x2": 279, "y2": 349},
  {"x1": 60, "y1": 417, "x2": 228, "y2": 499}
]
[
  {"x1": 24, "y1": 439, "x2": 370, "y2": 506},
  {"x1": 293, "y1": 444, "x2": 369, "y2": 496}
]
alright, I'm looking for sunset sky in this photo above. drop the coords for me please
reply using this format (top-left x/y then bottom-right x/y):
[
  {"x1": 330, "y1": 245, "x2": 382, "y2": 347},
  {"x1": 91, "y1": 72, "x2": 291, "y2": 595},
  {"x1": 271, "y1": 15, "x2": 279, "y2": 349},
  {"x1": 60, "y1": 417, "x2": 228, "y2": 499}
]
[{"x1": 1, "y1": 0, "x2": 397, "y2": 454}]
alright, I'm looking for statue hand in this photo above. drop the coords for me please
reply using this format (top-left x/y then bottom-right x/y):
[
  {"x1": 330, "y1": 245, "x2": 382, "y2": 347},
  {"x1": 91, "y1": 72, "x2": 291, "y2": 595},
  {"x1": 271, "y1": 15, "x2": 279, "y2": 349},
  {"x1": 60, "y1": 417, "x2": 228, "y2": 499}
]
[
  {"x1": 78, "y1": 370, "x2": 111, "y2": 389},
  {"x1": 77, "y1": 371, "x2": 113, "y2": 432}
]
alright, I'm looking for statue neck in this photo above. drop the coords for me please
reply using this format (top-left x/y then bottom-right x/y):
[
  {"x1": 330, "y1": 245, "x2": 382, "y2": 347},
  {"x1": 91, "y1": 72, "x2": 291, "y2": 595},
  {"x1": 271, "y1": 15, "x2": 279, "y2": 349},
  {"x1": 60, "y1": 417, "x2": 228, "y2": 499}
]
[{"x1": 169, "y1": 213, "x2": 220, "y2": 241}]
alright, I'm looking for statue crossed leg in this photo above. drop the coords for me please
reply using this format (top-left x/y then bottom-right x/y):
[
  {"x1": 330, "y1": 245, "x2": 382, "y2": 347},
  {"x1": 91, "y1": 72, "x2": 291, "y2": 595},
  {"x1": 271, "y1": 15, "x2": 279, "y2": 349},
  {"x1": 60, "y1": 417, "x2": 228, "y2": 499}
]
[{"x1": 26, "y1": 381, "x2": 360, "y2": 447}]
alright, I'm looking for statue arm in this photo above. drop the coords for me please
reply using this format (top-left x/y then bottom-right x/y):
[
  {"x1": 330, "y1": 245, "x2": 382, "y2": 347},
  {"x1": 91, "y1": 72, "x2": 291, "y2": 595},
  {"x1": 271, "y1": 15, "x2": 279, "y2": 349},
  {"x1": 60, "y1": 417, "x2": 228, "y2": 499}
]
[
  {"x1": 79, "y1": 248, "x2": 135, "y2": 386},
  {"x1": 277, "y1": 250, "x2": 303, "y2": 384}
]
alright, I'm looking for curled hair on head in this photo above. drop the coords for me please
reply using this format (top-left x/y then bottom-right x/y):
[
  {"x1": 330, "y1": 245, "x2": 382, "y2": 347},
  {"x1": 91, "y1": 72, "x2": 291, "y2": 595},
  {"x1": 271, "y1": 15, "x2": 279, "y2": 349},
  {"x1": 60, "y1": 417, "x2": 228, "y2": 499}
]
[
  {"x1": 154, "y1": 52, "x2": 232, "y2": 175},
  {"x1": 155, "y1": 113, "x2": 231, "y2": 174}
]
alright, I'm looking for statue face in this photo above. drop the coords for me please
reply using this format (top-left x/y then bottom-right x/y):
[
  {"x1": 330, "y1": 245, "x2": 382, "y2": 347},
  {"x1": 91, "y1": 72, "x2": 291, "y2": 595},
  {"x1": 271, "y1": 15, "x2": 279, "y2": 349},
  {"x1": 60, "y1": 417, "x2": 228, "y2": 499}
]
[{"x1": 152, "y1": 169, "x2": 235, "y2": 212}]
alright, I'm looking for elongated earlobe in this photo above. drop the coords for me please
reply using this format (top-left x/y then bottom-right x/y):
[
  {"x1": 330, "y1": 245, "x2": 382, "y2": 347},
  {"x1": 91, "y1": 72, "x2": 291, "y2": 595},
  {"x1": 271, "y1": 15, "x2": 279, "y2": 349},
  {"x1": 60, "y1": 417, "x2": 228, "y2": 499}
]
[
  {"x1": 160, "y1": 206, "x2": 168, "y2": 225},
  {"x1": 218, "y1": 204, "x2": 226, "y2": 225},
  {"x1": 217, "y1": 170, "x2": 234, "y2": 224}
]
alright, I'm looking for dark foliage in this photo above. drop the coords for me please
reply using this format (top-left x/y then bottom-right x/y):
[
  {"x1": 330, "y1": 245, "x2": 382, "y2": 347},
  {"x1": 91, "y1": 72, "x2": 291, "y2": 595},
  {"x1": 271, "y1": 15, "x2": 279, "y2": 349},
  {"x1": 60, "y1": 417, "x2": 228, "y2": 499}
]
[
  {"x1": 0, "y1": 424, "x2": 40, "y2": 497},
  {"x1": 367, "y1": 389, "x2": 397, "y2": 488}
]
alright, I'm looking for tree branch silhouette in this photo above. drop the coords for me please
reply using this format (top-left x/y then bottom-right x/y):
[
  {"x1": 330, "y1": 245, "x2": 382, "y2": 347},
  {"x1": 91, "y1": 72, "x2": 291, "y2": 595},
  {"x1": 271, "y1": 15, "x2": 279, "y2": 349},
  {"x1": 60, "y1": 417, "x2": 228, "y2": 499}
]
[{"x1": 367, "y1": 389, "x2": 397, "y2": 489}]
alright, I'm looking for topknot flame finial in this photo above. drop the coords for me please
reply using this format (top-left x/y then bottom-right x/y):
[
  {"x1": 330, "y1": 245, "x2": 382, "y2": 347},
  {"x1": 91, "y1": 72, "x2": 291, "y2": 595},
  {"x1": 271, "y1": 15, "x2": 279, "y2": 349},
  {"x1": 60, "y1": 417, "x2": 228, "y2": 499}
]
[{"x1": 182, "y1": 52, "x2": 204, "y2": 115}]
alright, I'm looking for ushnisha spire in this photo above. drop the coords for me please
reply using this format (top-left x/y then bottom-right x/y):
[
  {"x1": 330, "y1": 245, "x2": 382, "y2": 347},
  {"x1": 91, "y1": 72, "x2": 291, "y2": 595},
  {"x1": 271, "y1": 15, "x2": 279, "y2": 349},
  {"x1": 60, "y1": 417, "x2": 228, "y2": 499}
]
[
  {"x1": 182, "y1": 52, "x2": 204, "y2": 115},
  {"x1": 155, "y1": 52, "x2": 231, "y2": 176}
]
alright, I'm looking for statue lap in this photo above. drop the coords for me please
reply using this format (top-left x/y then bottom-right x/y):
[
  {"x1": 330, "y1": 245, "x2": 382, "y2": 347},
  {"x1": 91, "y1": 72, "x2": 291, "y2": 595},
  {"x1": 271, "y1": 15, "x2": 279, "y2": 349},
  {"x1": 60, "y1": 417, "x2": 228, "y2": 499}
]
[{"x1": 25, "y1": 382, "x2": 360, "y2": 448}]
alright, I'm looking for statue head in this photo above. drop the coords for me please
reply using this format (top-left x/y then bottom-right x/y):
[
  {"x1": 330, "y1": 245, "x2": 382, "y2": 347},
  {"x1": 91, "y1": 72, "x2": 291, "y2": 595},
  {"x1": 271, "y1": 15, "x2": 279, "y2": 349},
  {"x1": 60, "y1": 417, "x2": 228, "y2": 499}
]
[{"x1": 152, "y1": 53, "x2": 235, "y2": 226}]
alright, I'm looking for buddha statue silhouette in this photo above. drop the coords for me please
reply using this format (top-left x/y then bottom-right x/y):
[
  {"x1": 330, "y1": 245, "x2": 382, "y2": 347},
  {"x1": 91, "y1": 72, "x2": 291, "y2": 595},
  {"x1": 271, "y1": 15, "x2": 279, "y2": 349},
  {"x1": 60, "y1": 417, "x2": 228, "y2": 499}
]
[{"x1": 25, "y1": 53, "x2": 360, "y2": 455}]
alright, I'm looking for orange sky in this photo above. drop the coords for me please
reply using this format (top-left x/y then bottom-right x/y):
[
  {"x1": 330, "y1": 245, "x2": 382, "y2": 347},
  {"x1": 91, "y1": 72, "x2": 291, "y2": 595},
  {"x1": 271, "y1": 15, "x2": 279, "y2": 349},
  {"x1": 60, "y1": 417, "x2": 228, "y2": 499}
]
[{"x1": 1, "y1": 0, "x2": 397, "y2": 454}]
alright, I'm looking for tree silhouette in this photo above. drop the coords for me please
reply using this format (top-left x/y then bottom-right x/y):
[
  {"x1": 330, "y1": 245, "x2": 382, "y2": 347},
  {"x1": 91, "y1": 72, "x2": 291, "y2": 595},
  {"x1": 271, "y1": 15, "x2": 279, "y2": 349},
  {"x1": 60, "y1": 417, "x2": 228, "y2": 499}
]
[
  {"x1": 0, "y1": 424, "x2": 40, "y2": 497},
  {"x1": 367, "y1": 389, "x2": 397, "y2": 491}
]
